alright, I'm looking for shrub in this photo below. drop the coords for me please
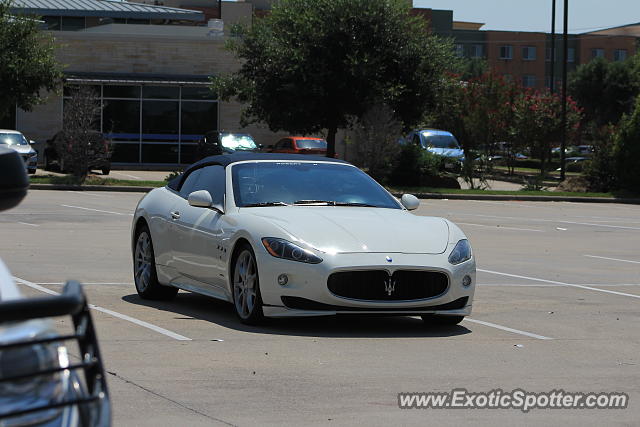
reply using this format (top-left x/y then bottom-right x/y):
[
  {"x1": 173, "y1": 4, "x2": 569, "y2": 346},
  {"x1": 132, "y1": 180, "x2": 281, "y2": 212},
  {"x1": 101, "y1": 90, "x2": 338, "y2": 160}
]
[{"x1": 614, "y1": 97, "x2": 640, "y2": 192}]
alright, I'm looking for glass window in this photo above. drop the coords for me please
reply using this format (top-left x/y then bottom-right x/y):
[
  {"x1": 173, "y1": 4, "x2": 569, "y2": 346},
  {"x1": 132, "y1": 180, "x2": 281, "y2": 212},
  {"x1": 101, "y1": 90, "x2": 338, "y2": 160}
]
[
  {"x1": 193, "y1": 165, "x2": 226, "y2": 205},
  {"x1": 567, "y1": 48, "x2": 575, "y2": 63},
  {"x1": 182, "y1": 86, "x2": 217, "y2": 100},
  {"x1": 522, "y1": 75, "x2": 536, "y2": 88},
  {"x1": 296, "y1": 139, "x2": 327, "y2": 149},
  {"x1": 499, "y1": 46, "x2": 513, "y2": 60},
  {"x1": 522, "y1": 46, "x2": 536, "y2": 60},
  {"x1": 61, "y1": 16, "x2": 85, "y2": 31},
  {"x1": 220, "y1": 133, "x2": 258, "y2": 151},
  {"x1": 141, "y1": 143, "x2": 178, "y2": 163},
  {"x1": 0, "y1": 132, "x2": 28, "y2": 146},
  {"x1": 471, "y1": 44, "x2": 483, "y2": 58},
  {"x1": 180, "y1": 143, "x2": 198, "y2": 164},
  {"x1": 592, "y1": 48, "x2": 604, "y2": 59},
  {"x1": 142, "y1": 86, "x2": 179, "y2": 99},
  {"x1": 103, "y1": 100, "x2": 140, "y2": 134},
  {"x1": 142, "y1": 101, "x2": 178, "y2": 135},
  {"x1": 104, "y1": 85, "x2": 140, "y2": 99},
  {"x1": 232, "y1": 162, "x2": 401, "y2": 208},
  {"x1": 179, "y1": 168, "x2": 203, "y2": 197},
  {"x1": 614, "y1": 49, "x2": 627, "y2": 61},
  {"x1": 181, "y1": 102, "x2": 218, "y2": 135},
  {"x1": 110, "y1": 143, "x2": 140, "y2": 163},
  {"x1": 42, "y1": 16, "x2": 60, "y2": 30},
  {"x1": 454, "y1": 44, "x2": 464, "y2": 57}
]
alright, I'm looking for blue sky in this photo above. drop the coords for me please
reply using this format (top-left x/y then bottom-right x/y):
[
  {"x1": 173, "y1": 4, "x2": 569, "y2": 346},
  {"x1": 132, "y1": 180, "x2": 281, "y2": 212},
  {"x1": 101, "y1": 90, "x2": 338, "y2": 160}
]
[{"x1": 413, "y1": 0, "x2": 640, "y2": 33}]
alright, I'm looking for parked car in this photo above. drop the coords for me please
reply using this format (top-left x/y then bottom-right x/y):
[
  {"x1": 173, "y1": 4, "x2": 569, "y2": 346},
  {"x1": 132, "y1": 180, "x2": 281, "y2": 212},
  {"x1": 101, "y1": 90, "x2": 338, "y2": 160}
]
[
  {"x1": 267, "y1": 137, "x2": 329, "y2": 155},
  {"x1": 404, "y1": 129, "x2": 465, "y2": 169},
  {"x1": 44, "y1": 131, "x2": 112, "y2": 175},
  {"x1": 132, "y1": 153, "x2": 476, "y2": 325},
  {"x1": 0, "y1": 129, "x2": 38, "y2": 174},
  {"x1": 0, "y1": 146, "x2": 111, "y2": 426},
  {"x1": 196, "y1": 131, "x2": 261, "y2": 159}
]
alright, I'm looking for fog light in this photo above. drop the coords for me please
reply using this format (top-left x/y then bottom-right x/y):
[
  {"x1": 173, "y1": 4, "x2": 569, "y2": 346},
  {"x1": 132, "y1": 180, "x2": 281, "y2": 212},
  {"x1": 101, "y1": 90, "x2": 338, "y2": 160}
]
[
  {"x1": 462, "y1": 275, "x2": 472, "y2": 287},
  {"x1": 277, "y1": 274, "x2": 289, "y2": 286}
]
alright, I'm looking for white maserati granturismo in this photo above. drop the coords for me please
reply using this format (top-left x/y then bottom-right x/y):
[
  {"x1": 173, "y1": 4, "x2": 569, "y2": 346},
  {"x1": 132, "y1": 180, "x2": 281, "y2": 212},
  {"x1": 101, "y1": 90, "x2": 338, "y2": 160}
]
[{"x1": 131, "y1": 153, "x2": 476, "y2": 325}]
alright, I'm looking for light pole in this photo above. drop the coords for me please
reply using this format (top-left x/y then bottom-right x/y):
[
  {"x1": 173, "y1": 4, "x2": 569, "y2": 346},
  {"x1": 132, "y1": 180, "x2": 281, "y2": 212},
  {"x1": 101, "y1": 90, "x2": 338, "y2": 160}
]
[
  {"x1": 550, "y1": 0, "x2": 556, "y2": 93},
  {"x1": 560, "y1": 0, "x2": 568, "y2": 181}
]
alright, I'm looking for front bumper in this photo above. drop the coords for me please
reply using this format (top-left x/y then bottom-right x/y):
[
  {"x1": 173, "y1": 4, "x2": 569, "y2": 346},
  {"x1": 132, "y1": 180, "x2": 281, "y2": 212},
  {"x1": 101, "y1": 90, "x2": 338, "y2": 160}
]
[{"x1": 256, "y1": 251, "x2": 475, "y2": 318}]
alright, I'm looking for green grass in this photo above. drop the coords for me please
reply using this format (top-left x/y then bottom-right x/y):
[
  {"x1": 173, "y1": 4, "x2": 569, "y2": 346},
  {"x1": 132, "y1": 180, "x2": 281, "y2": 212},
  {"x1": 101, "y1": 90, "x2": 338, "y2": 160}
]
[{"x1": 30, "y1": 175, "x2": 165, "y2": 187}]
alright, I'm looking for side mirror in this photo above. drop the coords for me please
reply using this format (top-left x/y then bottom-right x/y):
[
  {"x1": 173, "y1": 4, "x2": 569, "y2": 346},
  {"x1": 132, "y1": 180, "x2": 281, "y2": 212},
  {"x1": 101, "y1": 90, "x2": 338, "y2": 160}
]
[
  {"x1": 188, "y1": 190, "x2": 213, "y2": 208},
  {"x1": 0, "y1": 147, "x2": 29, "y2": 211},
  {"x1": 188, "y1": 190, "x2": 224, "y2": 214},
  {"x1": 400, "y1": 194, "x2": 420, "y2": 211}
]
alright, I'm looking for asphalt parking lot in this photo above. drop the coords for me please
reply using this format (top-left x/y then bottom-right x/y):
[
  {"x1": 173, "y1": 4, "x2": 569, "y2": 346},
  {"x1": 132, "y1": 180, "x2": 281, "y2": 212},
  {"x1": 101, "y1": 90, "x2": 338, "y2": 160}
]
[{"x1": 1, "y1": 190, "x2": 638, "y2": 426}]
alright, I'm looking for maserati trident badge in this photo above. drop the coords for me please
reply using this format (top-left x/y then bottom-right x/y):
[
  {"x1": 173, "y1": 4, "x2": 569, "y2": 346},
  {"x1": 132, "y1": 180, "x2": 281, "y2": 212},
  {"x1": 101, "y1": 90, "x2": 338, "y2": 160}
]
[{"x1": 384, "y1": 277, "x2": 396, "y2": 296}]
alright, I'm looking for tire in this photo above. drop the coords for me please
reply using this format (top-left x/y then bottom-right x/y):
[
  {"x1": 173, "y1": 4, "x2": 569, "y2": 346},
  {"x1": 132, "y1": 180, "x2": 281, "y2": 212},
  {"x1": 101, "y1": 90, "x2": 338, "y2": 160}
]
[
  {"x1": 231, "y1": 243, "x2": 264, "y2": 325},
  {"x1": 28, "y1": 168, "x2": 36, "y2": 175},
  {"x1": 102, "y1": 167, "x2": 110, "y2": 176},
  {"x1": 421, "y1": 314, "x2": 465, "y2": 326},
  {"x1": 133, "y1": 225, "x2": 178, "y2": 300}
]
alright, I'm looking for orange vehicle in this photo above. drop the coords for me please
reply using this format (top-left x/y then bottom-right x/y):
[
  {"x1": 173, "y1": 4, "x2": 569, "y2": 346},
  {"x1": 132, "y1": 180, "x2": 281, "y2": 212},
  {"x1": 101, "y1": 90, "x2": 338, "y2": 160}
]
[{"x1": 268, "y1": 136, "x2": 330, "y2": 155}]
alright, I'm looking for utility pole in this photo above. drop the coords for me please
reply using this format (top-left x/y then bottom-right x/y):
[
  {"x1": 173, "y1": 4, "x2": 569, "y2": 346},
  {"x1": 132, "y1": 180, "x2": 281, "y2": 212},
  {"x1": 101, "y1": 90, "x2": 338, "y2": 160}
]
[
  {"x1": 218, "y1": 0, "x2": 222, "y2": 20},
  {"x1": 550, "y1": 0, "x2": 556, "y2": 93},
  {"x1": 560, "y1": 0, "x2": 568, "y2": 181}
]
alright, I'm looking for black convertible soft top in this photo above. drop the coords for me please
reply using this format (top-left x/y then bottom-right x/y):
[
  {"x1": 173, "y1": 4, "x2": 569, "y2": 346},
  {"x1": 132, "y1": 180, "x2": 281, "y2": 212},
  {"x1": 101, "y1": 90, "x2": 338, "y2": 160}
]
[{"x1": 168, "y1": 152, "x2": 350, "y2": 190}]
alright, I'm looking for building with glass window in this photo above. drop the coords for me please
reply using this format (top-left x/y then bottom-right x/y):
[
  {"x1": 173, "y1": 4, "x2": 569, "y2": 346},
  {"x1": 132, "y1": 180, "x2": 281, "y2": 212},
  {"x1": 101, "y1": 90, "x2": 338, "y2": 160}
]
[{"x1": 6, "y1": 0, "x2": 290, "y2": 166}]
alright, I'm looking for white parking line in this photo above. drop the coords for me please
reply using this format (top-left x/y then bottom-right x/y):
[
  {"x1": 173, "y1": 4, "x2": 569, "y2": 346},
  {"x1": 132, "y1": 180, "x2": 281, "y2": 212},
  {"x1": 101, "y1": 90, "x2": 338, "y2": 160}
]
[
  {"x1": 451, "y1": 213, "x2": 640, "y2": 231},
  {"x1": 111, "y1": 171, "x2": 142, "y2": 180},
  {"x1": 457, "y1": 222, "x2": 544, "y2": 233},
  {"x1": 13, "y1": 277, "x2": 192, "y2": 341},
  {"x1": 584, "y1": 255, "x2": 640, "y2": 265},
  {"x1": 464, "y1": 318, "x2": 553, "y2": 340},
  {"x1": 17, "y1": 222, "x2": 39, "y2": 227},
  {"x1": 478, "y1": 269, "x2": 640, "y2": 299},
  {"x1": 61, "y1": 204, "x2": 133, "y2": 216}
]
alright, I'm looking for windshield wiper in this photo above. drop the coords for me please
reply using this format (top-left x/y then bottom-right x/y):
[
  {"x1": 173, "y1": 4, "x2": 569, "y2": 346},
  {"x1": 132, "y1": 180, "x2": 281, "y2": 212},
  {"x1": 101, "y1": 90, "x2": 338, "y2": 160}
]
[
  {"x1": 293, "y1": 200, "x2": 378, "y2": 207},
  {"x1": 243, "y1": 201, "x2": 289, "y2": 207}
]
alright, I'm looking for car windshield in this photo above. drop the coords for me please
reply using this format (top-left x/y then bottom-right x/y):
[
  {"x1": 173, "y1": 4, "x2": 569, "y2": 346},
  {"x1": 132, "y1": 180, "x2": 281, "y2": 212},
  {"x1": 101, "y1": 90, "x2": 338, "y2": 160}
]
[
  {"x1": 221, "y1": 134, "x2": 258, "y2": 151},
  {"x1": 296, "y1": 139, "x2": 327, "y2": 149},
  {"x1": 232, "y1": 162, "x2": 401, "y2": 209},
  {"x1": 421, "y1": 132, "x2": 460, "y2": 149},
  {"x1": 0, "y1": 133, "x2": 28, "y2": 146}
]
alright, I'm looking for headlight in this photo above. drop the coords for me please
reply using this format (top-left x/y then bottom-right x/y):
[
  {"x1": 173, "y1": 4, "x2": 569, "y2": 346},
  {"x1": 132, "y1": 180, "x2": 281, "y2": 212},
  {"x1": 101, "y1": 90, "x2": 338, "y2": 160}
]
[
  {"x1": 262, "y1": 237, "x2": 323, "y2": 264},
  {"x1": 448, "y1": 239, "x2": 472, "y2": 265}
]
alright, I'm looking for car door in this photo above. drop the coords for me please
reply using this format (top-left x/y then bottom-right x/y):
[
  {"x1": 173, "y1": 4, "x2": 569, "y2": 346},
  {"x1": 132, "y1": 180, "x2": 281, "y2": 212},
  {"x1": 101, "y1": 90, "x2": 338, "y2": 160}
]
[{"x1": 171, "y1": 165, "x2": 227, "y2": 290}]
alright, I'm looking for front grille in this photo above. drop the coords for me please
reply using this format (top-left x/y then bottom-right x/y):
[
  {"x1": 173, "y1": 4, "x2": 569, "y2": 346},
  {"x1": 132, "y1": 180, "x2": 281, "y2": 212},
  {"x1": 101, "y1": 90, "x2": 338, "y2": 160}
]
[{"x1": 327, "y1": 270, "x2": 449, "y2": 301}]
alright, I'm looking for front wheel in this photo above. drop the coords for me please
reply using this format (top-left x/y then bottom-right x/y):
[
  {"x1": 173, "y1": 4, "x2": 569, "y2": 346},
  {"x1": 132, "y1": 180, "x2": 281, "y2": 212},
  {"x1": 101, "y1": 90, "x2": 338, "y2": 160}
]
[
  {"x1": 232, "y1": 244, "x2": 264, "y2": 325},
  {"x1": 421, "y1": 314, "x2": 465, "y2": 326},
  {"x1": 133, "y1": 226, "x2": 178, "y2": 300}
]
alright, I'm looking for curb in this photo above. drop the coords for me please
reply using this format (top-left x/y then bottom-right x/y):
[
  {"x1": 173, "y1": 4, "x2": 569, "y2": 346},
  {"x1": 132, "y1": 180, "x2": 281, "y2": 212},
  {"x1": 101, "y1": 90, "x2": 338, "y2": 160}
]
[
  {"x1": 28, "y1": 184, "x2": 640, "y2": 204},
  {"x1": 29, "y1": 184, "x2": 156, "y2": 193}
]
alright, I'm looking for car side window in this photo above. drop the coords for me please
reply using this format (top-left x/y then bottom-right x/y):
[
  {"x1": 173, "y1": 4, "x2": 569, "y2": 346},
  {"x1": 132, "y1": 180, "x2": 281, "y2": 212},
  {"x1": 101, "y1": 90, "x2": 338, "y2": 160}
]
[
  {"x1": 192, "y1": 165, "x2": 225, "y2": 206},
  {"x1": 286, "y1": 139, "x2": 294, "y2": 149},
  {"x1": 275, "y1": 139, "x2": 286, "y2": 150},
  {"x1": 179, "y1": 169, "x2": 202, "y2": 198},
  {"x1": 412, "y1": 134, "x2": 421, "y2": 147}
]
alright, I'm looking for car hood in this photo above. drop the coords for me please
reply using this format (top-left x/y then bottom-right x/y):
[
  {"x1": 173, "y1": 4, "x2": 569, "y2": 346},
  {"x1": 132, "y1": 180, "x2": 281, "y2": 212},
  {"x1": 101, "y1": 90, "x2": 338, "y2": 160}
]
[
  {"x1": 245, "y1": 207, "x2": 450, "y2": 254},
  {"x1": 427, "y1": 148, "x2": 464, "y2": 158},
  {"x1": 2, "y1": 145, "x2": 35, "y2": 155}
]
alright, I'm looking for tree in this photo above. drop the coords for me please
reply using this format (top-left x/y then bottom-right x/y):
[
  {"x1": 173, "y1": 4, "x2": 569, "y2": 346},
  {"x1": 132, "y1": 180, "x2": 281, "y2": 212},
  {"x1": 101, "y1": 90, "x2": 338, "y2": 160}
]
[
  {"x1": 614, "y1": 95, "x2": 640, "y2": 192},
  {"x1": 350, "y1": 104, "x2": 402, "y2": 183},
  {"x1": 568, "y1": 56, "x2": 640, "y2": 127},
  {"x1": 60, "y1": 86, "x2": 108, "y2": 182},
  {"x1": 428, "y1": 72, "x2": 518, "y2": 186},
  {"x1": 0, "y1": 0, "x2": 62, "y2": 122},
  {"x1": 213, "y1": 0, "x2": 456, "y2": 157}
]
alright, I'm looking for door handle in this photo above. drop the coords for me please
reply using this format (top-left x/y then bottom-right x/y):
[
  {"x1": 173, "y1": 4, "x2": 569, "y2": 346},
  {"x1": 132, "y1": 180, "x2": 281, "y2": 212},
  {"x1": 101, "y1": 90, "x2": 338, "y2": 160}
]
[{"x1": 171, "y1": 211, "x2": 180, "y2": 220}]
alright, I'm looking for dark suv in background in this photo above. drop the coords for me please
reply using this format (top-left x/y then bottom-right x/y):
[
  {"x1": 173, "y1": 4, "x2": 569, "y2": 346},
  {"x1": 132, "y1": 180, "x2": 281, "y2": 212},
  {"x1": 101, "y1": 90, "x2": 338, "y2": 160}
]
[{"x1": 44, "y1": 131, "x2": 112, "y2": 175}]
